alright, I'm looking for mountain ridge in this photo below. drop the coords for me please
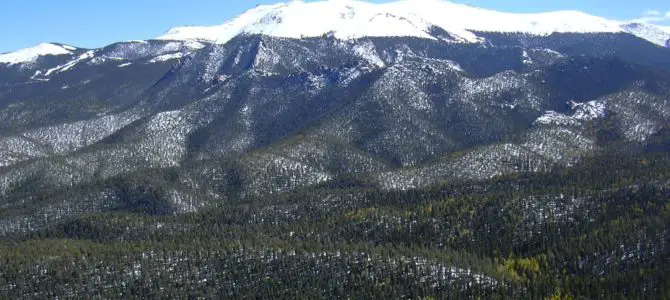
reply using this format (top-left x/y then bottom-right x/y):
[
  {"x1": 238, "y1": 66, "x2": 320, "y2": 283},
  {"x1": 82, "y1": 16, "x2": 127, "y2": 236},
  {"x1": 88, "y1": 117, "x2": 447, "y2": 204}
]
[
  {"x1": 154, "y1": 0, "x2": 670, "y2": 47},
  {"x1": 1, "y1": 0, "x2": 669, "y2": 62},
  {"x1": 155, "y1": 0, "x2": 620, "y2": 44}
]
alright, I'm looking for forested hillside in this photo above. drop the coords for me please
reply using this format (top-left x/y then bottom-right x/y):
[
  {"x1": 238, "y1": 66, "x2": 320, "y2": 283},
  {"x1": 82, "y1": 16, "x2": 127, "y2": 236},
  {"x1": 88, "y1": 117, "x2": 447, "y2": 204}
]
[{"x1": 1, "y1": 140, "x2": 669, "y2": 298}]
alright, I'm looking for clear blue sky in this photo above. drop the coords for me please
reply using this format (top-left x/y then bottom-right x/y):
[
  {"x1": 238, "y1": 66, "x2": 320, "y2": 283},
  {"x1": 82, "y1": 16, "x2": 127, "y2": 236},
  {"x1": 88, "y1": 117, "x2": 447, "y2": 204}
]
[{"x1": 2, "y1": 0, "x2": 669, "y2": 53}]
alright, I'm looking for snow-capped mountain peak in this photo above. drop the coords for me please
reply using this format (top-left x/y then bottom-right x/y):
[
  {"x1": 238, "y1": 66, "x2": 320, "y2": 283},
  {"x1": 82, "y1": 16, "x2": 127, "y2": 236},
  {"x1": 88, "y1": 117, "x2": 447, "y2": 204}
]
[
  {"x1": 0, "y1": 43, "x2": 76, "y2": 65},
  {"x1": 156, "y1": 0, "x2": 624, "y2": 45}
]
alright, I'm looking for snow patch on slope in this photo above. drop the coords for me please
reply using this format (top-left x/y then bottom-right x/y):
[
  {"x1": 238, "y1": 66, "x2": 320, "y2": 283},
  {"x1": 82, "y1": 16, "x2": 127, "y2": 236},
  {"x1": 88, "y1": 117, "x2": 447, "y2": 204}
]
[
  {"x1": 535, "y1": 100, "x2": 606, "y2": 126},
  {"x1": 43, "y1": 50, "x2": 95, "y2": 76},
  {"x1": 29, "y1": 50, "x2": 96, "y2": 80},
  {"x1": 102, "y1": 41, "x2": 206, "y2": 62},
  {"x1": 535, "y1": 111, "x2": 580, "y2": 126},
  {"x1": 570, "y1": 100, "x2": 606, "y2": 121},
  {"x1": 0, "y1": 43, "x2": 74, "y2": 65},
  {"x1": 352, "y1": 41, "x2": 385, "y2": 68},
  {"x1": 148, "y1": 52, "x2": 186, "y2": 63}
]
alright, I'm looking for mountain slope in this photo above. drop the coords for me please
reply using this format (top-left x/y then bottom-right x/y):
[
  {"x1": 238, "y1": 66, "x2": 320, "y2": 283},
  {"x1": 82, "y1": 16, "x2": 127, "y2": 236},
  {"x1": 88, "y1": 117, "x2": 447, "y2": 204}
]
[
  {"x1": 620, "y1": 22, "x2": 670, "y2": 47},
  {"x1": 1, "y1": 33, "x2": 668, "y2": 218}
]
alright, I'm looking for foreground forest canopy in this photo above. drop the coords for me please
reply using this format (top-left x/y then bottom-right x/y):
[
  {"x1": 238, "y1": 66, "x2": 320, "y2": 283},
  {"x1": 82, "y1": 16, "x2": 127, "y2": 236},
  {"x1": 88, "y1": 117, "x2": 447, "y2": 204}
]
[{"x1": 1, "y1": 146, "x2": 669, "y2": 298}]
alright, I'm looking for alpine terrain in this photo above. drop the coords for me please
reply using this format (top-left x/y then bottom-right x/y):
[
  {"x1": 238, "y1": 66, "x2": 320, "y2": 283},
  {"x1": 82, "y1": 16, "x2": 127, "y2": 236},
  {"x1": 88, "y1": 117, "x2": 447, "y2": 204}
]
[{"x1": 1, "y1": 0, "x2": 670, "y2": 298}]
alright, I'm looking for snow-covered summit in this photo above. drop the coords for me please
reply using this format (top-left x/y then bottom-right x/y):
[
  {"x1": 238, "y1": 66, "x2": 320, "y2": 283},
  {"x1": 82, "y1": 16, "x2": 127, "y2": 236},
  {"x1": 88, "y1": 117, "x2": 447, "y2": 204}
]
[
  {"x1": 0, "y1": 43, "x2": 75, "y2": 65},
  {"x1": 156, "y1": 0, "x2": 623, "y2": 45}
]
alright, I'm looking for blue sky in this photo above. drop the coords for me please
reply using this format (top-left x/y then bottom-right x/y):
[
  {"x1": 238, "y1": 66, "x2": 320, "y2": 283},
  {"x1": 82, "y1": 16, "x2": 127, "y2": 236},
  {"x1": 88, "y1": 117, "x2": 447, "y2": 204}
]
[{"x1": 2, "y1": 0, "x2": 669, "y2": 53}]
